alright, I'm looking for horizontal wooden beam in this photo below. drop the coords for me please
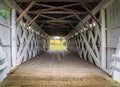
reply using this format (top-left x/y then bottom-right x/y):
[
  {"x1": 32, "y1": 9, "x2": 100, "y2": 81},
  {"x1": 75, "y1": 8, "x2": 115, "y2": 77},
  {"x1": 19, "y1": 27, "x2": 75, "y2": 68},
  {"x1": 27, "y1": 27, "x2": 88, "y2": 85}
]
[
  {"x1": 44, "y1": 28, "x2": 69, "y2": 30},
  {"x1": 48, "y1": 34, "x2": 67, "y2": 36},
  {"x1": 28, "y1": 11, "x2": 87, "y2": 14},
  {"x1": 42, "y1": 26, "x2": 70, "y2": 31},
  {"x1": 15, "y1": 0, "x2": 100, "y2": 2},
  {"x1": 42, "y1": 24, "x2": 70, "y2": 27},
  {"x1": 46, "y1": 22, "x2": 66, "y2": 25},
  {"x1": 36, "y1": 20, "x2": 79, "y2": 23},
  {"x1": 44, "y1": 29, "x2": 68, "y2": 32}
]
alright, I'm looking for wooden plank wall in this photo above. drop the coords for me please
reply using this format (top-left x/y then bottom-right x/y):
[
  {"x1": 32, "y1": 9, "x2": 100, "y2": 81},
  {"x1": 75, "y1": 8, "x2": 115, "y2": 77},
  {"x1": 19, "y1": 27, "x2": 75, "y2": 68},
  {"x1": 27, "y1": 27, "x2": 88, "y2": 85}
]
[
  {"x1": 0, "y1": 0, "x2": 50, "y2": 82},
  {"x1": 0, "y1": 0, "x2": 11, "y2": 81},
  {"x1": 105, "y1": 0, "x2": 120, "y2": 72},
  {"x1": 66, "y1": 1, "x2": 120, "y2": 82},
  {"x1": 104, "y1": 0, "x2": 120, "y2": 82}
]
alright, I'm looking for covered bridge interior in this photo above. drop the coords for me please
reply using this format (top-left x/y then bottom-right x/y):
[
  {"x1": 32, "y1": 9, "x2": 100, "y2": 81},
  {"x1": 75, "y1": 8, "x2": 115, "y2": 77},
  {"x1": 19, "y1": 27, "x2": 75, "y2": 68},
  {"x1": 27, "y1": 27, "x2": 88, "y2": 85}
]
[{"x1": 0, "y1": 0, "x2": 120, "y2": 87}]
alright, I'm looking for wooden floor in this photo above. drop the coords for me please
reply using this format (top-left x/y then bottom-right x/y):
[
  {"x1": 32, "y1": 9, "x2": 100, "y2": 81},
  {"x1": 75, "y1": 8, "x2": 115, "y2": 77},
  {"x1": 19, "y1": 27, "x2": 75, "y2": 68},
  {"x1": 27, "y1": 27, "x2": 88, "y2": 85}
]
[{"x1": 0, "y1": 50, "x2": 120, "y2": 87}]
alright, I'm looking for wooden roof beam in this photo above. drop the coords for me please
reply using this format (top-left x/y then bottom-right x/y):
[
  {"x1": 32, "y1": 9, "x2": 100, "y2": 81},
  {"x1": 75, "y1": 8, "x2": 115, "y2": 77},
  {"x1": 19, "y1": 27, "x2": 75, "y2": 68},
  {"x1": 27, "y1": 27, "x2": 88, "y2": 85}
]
[
  {"x1": 42, "y1": 25, "x2": 71, "y2": 28},
  {"x1": 40, "y1": 14, "x2": 56, "y2": 20},
  {"x1": 15, "y1": 0, "x2": 100, "y2": 2},
  {"x1": 16, "y1": 1, "x2": 36, "y2": 23},
  {"x1": 28, "y1": 11, "x2": 87, "y2": 14},
  {"x1": 74, "y1": 13, "x2": 87, "y2": 28},
  {"x1": 40, "y1": 23, "x2": 46, "y2": 27},
  {"x1": 79, "y1": 0, "x2": 100, "y2": 26},
  {"x1": 27, "y1": 13, "x2": 40, "y2": 26},
  {"x1": 58, "y1": 15, "x2": 75, "y2": 20},
  {"x1": 35, "y1": 3, "x2": 80, "y2": 9},
  {"x1": 30, "y1": 3, "x2": 87, "y2": 15},
  {"x1": 36, "y1": 20, "x2": 79, "y2": 23},
  {"x1": 15, "y1": 0, "x2": 80, "y2": 2},
  {"x1": 69, "y1": 23, "x2": 75, "y2": 29},
  {"x1": 39, "y1": 14, "x2": 75, "y2": 23}
]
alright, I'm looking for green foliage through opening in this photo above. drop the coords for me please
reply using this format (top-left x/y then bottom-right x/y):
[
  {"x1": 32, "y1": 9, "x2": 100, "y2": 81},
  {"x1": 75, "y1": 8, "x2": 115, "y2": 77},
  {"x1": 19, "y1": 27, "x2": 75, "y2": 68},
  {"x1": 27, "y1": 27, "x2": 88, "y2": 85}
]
[
  {"x1": 50, "y1": 36, "x2": 66, "y2": 50},
  {"x1": 0, "y1": 10, "x2": 10, "y2": 19}
]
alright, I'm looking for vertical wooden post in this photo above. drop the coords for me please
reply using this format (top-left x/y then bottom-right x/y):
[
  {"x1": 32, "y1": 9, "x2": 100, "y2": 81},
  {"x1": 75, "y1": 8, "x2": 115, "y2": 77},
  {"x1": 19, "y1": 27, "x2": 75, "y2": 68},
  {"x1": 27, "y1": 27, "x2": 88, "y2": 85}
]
[
  {"x1": 101, "y1": 8, "x2": 106, "y2": 69},
  {"x1": 11, "y1": 9, "x2": 17, "y2": 67}
]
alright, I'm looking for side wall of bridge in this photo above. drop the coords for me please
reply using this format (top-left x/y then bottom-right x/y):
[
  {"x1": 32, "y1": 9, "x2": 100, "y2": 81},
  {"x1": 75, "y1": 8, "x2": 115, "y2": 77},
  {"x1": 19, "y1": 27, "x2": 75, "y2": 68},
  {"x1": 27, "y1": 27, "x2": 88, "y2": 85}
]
[
  {"x1": 66, "y1": 0, "x2": 120, "y2": 82},
  {"x1": 0, "y1": 0, "x2": 49, "y2": 81}
]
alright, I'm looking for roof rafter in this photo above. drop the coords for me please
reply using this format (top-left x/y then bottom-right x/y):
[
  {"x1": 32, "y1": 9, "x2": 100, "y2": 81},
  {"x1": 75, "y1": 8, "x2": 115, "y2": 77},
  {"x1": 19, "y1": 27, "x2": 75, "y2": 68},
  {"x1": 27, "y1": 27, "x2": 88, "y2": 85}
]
[
  {"x1": 36, "y1": 20, "x2": 79, "y2": 23},
  {"x1": 15, "y1": 0, "x2": 100, "y2": 2},
  {"x1": 16, "y1": 1, "x2": 36, "y2": 23},
  {"x1": 28, "y1": 3, "x2": 87, "y2": 15}
]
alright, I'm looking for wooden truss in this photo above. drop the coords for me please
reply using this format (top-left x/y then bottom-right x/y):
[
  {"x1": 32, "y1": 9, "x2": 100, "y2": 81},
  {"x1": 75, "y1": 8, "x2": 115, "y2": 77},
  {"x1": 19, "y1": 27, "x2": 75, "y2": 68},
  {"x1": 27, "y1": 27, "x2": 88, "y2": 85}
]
[
  {"x1": 14, "y1": 0, "x2": 100, "y2": 36},
  {"x1": 67, "y1": 12, "x2": 101, "y2": 67}
]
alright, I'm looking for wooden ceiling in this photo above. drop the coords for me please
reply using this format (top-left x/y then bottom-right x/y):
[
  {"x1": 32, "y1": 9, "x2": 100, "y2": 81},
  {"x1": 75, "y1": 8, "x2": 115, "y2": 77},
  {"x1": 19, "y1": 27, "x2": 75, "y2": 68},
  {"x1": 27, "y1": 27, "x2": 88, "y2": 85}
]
[{"x1": 15, "y1": 0, "x2": 101, "y2": 36}]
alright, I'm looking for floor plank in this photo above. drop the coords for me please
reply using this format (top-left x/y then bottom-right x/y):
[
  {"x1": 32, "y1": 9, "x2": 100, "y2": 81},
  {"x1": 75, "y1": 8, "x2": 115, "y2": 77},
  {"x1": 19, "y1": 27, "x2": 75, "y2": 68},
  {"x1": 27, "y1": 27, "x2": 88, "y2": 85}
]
[{"x1": 0, "y1": 50, "x2": 120, "y2": 87}]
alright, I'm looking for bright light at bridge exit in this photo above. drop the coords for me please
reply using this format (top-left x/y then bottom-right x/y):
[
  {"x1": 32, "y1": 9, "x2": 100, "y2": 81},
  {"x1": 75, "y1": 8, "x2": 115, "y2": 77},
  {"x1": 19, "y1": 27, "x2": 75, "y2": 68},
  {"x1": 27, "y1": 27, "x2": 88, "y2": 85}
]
[{"x1": 50, "y1": 36, "x2": 66, "y2": 50}]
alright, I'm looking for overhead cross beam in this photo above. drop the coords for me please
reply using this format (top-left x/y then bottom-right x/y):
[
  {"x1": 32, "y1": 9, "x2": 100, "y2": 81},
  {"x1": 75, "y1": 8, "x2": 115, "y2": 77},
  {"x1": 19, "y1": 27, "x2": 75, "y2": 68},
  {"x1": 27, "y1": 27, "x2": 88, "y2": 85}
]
[
  {"x1": 69, "y1": 23, "x2": 75, "y2": 29},
  {"x1": 28, "y1": 3, "x2": 81, "y2": 14},
  {"x1": 26, "y1": 2, "x2": 86, "y2": 33},
  {"x1": 15, "y1": 0, "x2": 100, "y2": 2},
  {"x1": 16, "y1": 1, "x2": 36, "y2": 23},
  {"x1": 58, "y1": 15, "x2": 75, "y2": 20},
  {"x1": 40, "y1": 15, "x2": 56, "y2": 20},
  {"x1": 40, "y1": 23, "x2": 46, "y2": 27},
  {"x1": 38, "y1": 14, "x2": 75, "y2": 26},
  {"x1": 28, "y1": 3, "x2": 87, "y2": 15},
  {"x1": 27, "y1": 13, "x2": 40, "y2": 27},
  {"x1": 28, "y1": 11, "x2": 87, "y2": 15},
  {"x1": 83, "y1": 1, "x2": 93, "y2": 10},
  {"x1": 74, "y1": 13, "x2": 90, "y2": 29},
  {"x1": 35, "y1": 3, "x2": 79, "y2": 8},
  {"x1": 66, "y1": 13, "x2": 89, "y2": 38},
  {"x1": 36, "y1": 20, "x2": 79, "y2": 23},
  {"x1": 35, "y1": 3, "x2": 84, "y2": 13},
  {"x1": 14, "y1": 0, "x2": 101, "y2": 36},
  {"x1": 37, "y1": 14, "x2": 75, "y2": 22},
  {"x1": 42, "y1": 25, "x2": 71, "y2": 29},
  {"x1": 79, "y1": 0, "x2": 100, "y2": 26}
]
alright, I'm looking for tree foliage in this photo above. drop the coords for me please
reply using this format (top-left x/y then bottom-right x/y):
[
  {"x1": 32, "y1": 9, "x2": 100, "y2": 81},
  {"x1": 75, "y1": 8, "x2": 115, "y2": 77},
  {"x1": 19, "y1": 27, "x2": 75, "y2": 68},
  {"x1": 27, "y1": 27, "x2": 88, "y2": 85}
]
[
  {"x1": 63, "y1": 41, "x2": 66, "y2": 46},
  {"x1": 0, "y1": 10, "x2": 10, "y2": 19}
]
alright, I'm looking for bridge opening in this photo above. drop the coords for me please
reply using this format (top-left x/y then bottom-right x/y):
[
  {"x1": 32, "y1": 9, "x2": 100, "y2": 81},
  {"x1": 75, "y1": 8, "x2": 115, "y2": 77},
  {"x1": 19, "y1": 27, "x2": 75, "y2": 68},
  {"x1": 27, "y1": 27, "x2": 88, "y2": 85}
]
[
  {"x1": 50, "y1": 36, "x2": 66, "y2": 50},
  {"x1": 0, "y1": 0, "x2": 120, "y2": 87}
]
